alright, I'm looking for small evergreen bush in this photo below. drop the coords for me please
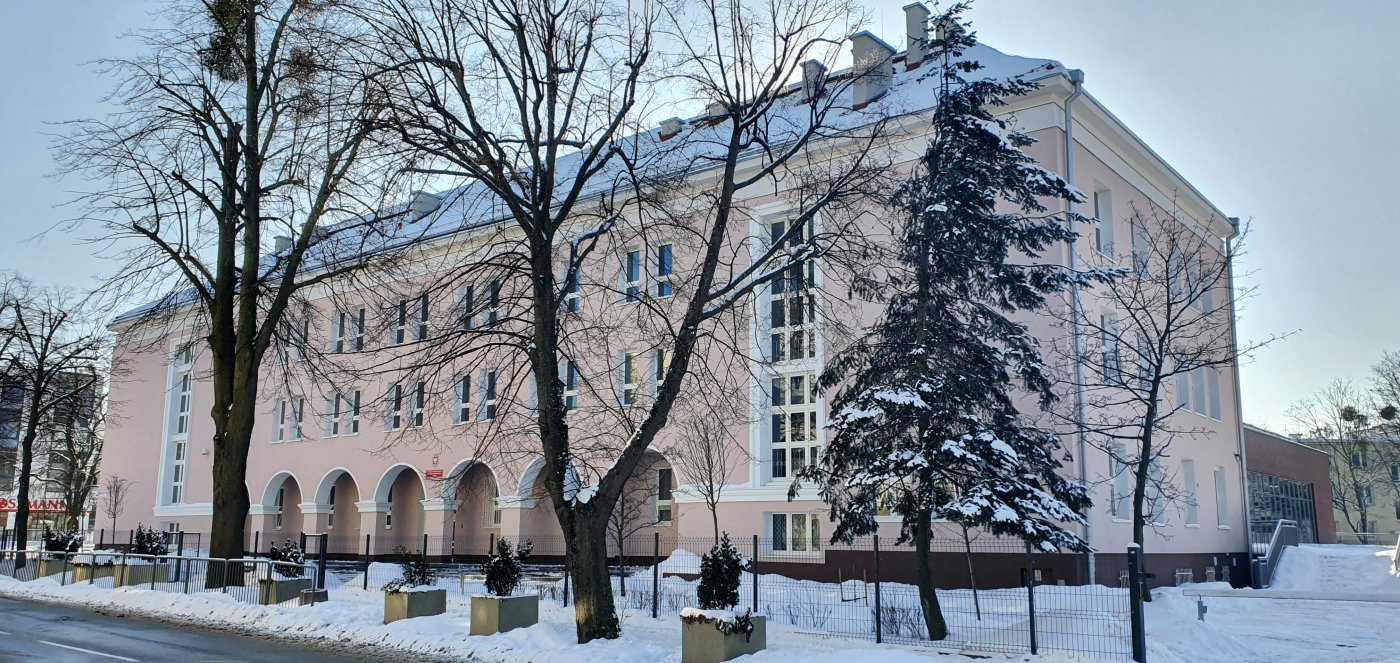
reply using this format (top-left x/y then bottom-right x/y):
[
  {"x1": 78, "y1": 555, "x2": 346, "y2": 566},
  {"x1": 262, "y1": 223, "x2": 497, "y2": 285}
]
[
  {"x1": 131, "y1": 524, "x2": 168, "y2": 556},
  {"x1": 696, "y1": 533, "x2": 744, "y2": 610},
  {"x1": 482, "y1": 538, "x2": 533, "y2": 597},
  {"x1": 267, "y1": 539, "x2": 305, "y2": 578},
  {"x1": 383, "y1": 545, "x2": 437, "y2": 592},
  {"x1": 41, "y1": 526, "x2": 82, "y2": 554}
]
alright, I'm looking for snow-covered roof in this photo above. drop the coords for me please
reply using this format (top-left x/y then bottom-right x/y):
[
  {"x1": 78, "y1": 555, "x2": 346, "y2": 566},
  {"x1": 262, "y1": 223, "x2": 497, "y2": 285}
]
[{"x1": 113, "y1": 41, "x2": 1065, "y2": 328}]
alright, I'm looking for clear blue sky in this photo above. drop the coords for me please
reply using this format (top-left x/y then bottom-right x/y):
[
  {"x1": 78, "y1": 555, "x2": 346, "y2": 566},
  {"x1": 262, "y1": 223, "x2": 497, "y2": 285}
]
[{"x1": 3, "y1": 1, "x2": 1396, "y2": 432}]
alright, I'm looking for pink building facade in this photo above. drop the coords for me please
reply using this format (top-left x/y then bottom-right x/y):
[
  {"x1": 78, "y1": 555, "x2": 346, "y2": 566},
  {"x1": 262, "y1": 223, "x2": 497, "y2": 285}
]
[{"x1": 103, "y1": 8, "x2": 1250, "y2": 586}]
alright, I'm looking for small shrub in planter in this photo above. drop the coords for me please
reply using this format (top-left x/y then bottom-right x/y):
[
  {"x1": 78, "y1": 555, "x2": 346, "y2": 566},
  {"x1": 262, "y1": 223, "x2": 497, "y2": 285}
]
[
  {"x1": 131, "y1": 524, "x2": 169, "y2": 556},
  {"x1": 383, "y1": 546, "x2": 446, "y2": 624},
  {"x1": 116, "y1": 525, "x2": 169, "y2": 587},
  {"x1": 36, "y1": 527, "x2": 82, "y2": 576},
  {"x1": 680, "y1": 533, "x2": 765, "y2": 663},
  {"x1": 471, "y1": 539, "x2": 538, "y2": 636},
  {"x1": 259, "y1": 540, "x2": 313, "y2": 605}
]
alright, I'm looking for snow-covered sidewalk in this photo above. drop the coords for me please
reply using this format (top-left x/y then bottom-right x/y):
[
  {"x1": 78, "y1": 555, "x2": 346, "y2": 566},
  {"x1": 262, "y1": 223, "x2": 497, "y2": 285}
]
[{"x1": 0, "y1": 574, "x2": 1095, "y2": 663}]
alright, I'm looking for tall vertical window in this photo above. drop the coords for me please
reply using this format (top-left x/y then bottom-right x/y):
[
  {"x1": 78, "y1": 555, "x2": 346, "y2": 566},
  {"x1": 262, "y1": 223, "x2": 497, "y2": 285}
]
[
  {"x1": 653, "y1": 349, "x2": 671, "y2": 395},
  {"x1": 623, "y1": 250, "x2": 642, "y2": 302},
  {"x1": 409, "y1": 381, "x2": 425, "y2": 428},
  {"x1": 273, "y1": 488, "x2": 285, "y2": 529},
  {"x1": 324, "y1": 394, "x2": 341, "y2": 437},
  {"x1": 563, "y1": 269, "x2": 581, "y2": 313},
  {"x1": 1182, "y1": 458, "x2": 1198, "y2": 526},
  {"x1": 325, "y1": 390, "x2": 360, "y2": 436},
  {"x1": 481, "y1": 371, "x2": 498, "y2": 421},
  {"x1": 391, "y1": 300, "x2": 408, "y2": 345},
  {"x1": 768, "y1": 219, "x2": 817, "y2": 363},
  {"x1": 1094, "y1": 190, "x2": 1114, "y2": 257},
  {"x1": 1131, "y1": 220, "x2": 1149, "y2": 277},
  {"x1": 770, "y1": 372, "x2": 819, "y2": 480},
  {"x1": 1176, "y1": 367, "x2": 1222, "y2": 419},
  {"x1": 292, "y1": 318, "x2": 310, "y2": 361},
  {"x1": 457, "y1": 285, "x2": 475, "y2": 330},
  {"x1": 563, "y1": 360, "x2": 579, "y2": 412},
  {"x1": 486, "y1": 475, "x2": 503, "y2": 527},
  {"x1": 330, "y1": 312, "x2": 347, "y2": 354},
  {"x1": 655, "y1": 468, "x2": 674, "y2": 523},
  {"x1": 1100, "y1": 312, "x2": 1120, "y2": 383},
  {"x1": 385, "y1": 383, "x2": 403, "y2": 431},
  {"x1": 385, "y1": 486, "x2": 393, "y2": 529},
  {"x1": 327, "y1": 485, "x2": 336, "y2": 529},
  {"x1": 484, "y1": 281, "x2": 501, "y2": 326},
  {"x1": 1110, "y1": 443, "x2": 1130, "y2": 519},
  {"x1": 654, "y1": 244, "x2": 674, "y2": 298},
  {"x1": 273, "y1": 398, "x2": 303, "y2": 441},
  {"x1": 1214, "y1": 467, "x2": 1229, "y2": 527},
  {"x1": 454, "y1": 375, "x2": 472, "y2": 424},
  {"x1": 413, "y1": 294, "x2": 429, "y2": 341},
  {"x1": 621, "y1": 352, "x2": 638, "y2": 406}
]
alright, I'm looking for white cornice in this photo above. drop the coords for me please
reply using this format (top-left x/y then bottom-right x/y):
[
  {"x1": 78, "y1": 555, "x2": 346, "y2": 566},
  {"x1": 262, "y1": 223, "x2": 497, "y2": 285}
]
[{"x1": 153, "y1": 503, "x2": 213, "y2": 517}]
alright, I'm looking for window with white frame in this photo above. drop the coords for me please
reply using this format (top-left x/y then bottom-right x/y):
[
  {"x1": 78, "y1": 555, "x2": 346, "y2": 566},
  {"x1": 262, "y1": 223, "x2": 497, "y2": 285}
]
[
  {"x1": 167, "y1": 345, "x2": 194, "y2": 503},
  {"x1": 1352, "y1": 450, "x2": 1369, "y2": 468},
  {"x1": 454, "y1": 375, "x2": 472, "y2": 424},
  {"x1": 273, "y1": 487, "x2": 285, "y2": 529},
  {"x1": 655, "y1": 468, "x2": 673, "y2": 523},
  {"x1": 481, "y1": 371, "x2": 498, "y2": 421},
  {"x1": 324, "y1": 390, "x2": 360, "y2": 437},
  {"x1": 1391, "y1": 465, "x2": 1399, "y2": 483},
  {"x1": 1130, "y1": 219, "x2": 1149, "y2": 278},
  {"x1": 621, "y1": 352, "x2": 639, "y2": 406},
  {"x1": 327, "y1": 485, "x2": 336, "y2": 529},
  {"x1": 413, "y1": 295, "x2": 429, "y2": 341},
  {"x1": 486, "y1": 475, "x2": 502, "y2": 527},
  {"x1": 770, "y1": 372, "x2": 819, "y2": 480},
  {"x1": 484, "y1": 281, "x2": 501, "y2": 326},
  {"x1": 391, "y1": 300, "x2": 408, "y2": 345},
  {"x1": 768, "y1": 219, "x2": 817, "y2": 363},
  {"x1": 1110, "y1": 443, "x2": 1130, "y2": 519},
  {"x1": 768, "y1": 512, "x2": 821, "y2": 553},
  {"x1": 1214, "y1": 467, "x2": 1229, "y2": 527},
  {"x1": 457, "y1": 285, "x2": 475, "y2": 330},
  {"x1": 329, "y1": 309, "x2": 362, "y2": 354},
  {"x1": 563, "y1": 360, "x2": 579, "y2": 412},
  {"x1": 293, "y1": 318, "x2": 310, "y2": 361},
  {"x1": 622, "y1": 249, "x2": 642, "y2": 303},
  {"x1": 653, "y1": 349, "x2": 671, "y2": 395},
  {"x1": 1094, "y1": 190, "x2": 1114, "y2": 257},
  {"x1": 1182, "y1": 458, "x2": 1198, "y2": 526},
  {"x1": 563, "y1": 269, "x2": 581, "y2": 314},
  {"x1": 1145, "y1": 460, "x2": 1165, "y2": 524},
  {"x1": 385, "y1": 383, "x2": 403, "y2": 431},
  {"x1": 654, "y1": 244, "x2": 674, "y2": 298},
  {"x1": 385, "y1": 486, "x2": 393, "y2": 529},
  {"x1": 1175, "y1": 367, "x2": 1222, "y2": 420},
  {"x1": 1100, "y1": 312, "x2": 1121, "y2": 383},
  {"x1": 407, "y1": 381, "x2": 425, "y2": 428},
  {"x1": 273, "y1": 398, "x2": 303, "y2": 441},
  {"x1": 1358, "y1": 485, "x2": 1375, "y2": 507}
]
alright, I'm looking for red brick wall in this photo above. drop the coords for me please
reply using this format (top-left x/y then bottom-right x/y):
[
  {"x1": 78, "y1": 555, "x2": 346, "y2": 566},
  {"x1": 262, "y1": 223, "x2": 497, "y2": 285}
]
[{"x1": 1244, "y1": 426, "x2": 1336, "y2": 543}]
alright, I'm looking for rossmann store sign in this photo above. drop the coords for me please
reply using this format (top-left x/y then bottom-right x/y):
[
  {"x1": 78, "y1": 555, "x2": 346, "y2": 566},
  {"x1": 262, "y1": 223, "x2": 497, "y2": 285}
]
[{"x1": 0, "y1": 498, "x2": 68, "y2": 513}]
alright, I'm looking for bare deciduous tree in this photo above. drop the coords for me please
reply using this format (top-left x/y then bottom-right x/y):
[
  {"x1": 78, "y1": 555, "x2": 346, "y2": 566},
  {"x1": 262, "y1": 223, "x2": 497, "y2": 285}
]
[
  {"x1": 55, "y1": 0, "x2": 415, "y2": 577},
  {"x1": 102, "y1": 474, "x2": 132, "y2": 535},
  {"x1": 1289, "y1": 379, "x2": 1398, "y2": 542},
  {"x1": 39, "y1": 377, "x2": 107, "y2": 531},
  {"x1": 669, "y1": 415, "x2": 747, "y2": 544},
  {"x1": 361, "y1": 0, "x2": 890, "y2": 641}
]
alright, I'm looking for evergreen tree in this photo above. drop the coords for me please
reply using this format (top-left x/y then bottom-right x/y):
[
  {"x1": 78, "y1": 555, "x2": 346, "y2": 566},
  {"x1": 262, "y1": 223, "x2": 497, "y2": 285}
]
[
  {"x1": 482, "y1": 539, "x2": 533, "y2": 597},
  {"x1": 384, "y1": 545, "x2": 438, "y2": 592},
  {"x1": 131, "y1": 525, "x2": 169, "y2": 556},
  {"x1": 696, "y1": 533, "x2": 745, "y2": 611},
  {"x1": 797, "y1": 3, "x2": 1094, "y2": 641},
  {"x1": 267, "y1": 539, "x2": 305, "y2": 578}
]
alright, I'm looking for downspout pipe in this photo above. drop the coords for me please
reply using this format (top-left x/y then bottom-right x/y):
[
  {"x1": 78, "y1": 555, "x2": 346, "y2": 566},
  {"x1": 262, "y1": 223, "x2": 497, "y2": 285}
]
[
  {"x1": 1224, "y1": 216, "x2": 1254, "y2": 582},
  {"x1": 1062, "y1": 68, "x2": 1093, "y2": 584}
]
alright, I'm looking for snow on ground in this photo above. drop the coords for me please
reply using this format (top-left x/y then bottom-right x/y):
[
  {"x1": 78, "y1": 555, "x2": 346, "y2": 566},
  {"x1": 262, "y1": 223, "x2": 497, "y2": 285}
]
[
  {"x1": 0, "y1": 574, "x2": 1090, "y2": 663},
  {"x1": 1268, "y1": 544, "x2": 1400, "y2": 594}
]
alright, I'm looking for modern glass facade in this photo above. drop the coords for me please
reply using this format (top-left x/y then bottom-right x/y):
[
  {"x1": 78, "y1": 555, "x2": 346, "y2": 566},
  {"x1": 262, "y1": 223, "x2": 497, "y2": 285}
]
[{"x1": 1248, "y1": 471, "x2": 1318, "y2": 544}]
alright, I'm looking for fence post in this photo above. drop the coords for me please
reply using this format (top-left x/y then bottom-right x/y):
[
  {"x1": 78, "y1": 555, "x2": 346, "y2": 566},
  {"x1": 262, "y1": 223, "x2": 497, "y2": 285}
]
[
  {"x1": 183, "y1": 557, "x2": 191, "y2": 595},
  {"x1": 128, "y1": 529, "x2": 134, "y2": 551},
  {"x1": 1128, "y1": 545, "x2": 1147, "y2": 663},
  {"x1": 751, "y1": 534, "x2": 759, "y2": 614},
  {"x1": 363, "y1": 534, "x2": 372, "y2": 591},
  {"x1": 317, "y1": 533, "x2": 328, "y2": 590},
  {"x1": 1025, "y1": 540, "x2": 1037, "y2": 655},
  {"x1": 98, "y1": 529, "x2": 104, "y2": 550},
  {"x1": 422, "y1": 532, "x2": 429, "y2": 557},
  {"x1": 61, "y1": 553, "x2": 70, "y2": 587},
  {"x1": 489, "y1": 532, "x2": 495, "y2": 556},
  {"x1": 176, "y1": 531, "x2": 186, "y2": 582},
  {"x1": 563, "y1": 562, "x2": 570, "y2": 607},
  {"x1": 299, "y1": 532, "x2": 307, "y2": 553},
  {"x1": 652, "y1": 532, "x2": 660, "y2": 619},
  {"x1": 874, "y1": 534, "x2": 882, "y2": 643},
  {"x1": 450, "y1": 521, "x2": 457, "y2": 563},
  {"x1": 150, "y1": 554, "x2": 158, "y2": 590},
  {"x1": 253, "y1": 530, "x2": 260, "y2": 556}
]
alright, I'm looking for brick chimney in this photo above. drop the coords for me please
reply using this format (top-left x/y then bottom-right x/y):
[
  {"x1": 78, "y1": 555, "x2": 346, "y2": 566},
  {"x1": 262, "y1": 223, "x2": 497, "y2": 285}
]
[
  {"x1": 850, "y1": 31, "x2": 895, "y2": 108},
  {"x1": 903, "y1": 3, "x2": 931, "y2": 70}
]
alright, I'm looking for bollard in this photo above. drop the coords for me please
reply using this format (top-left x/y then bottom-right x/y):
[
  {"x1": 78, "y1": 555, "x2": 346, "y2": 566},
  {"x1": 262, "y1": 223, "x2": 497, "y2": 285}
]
[
  {"x1": 751, "y1": 534, "x2": 759, "y2": 613},
  {"x1": 363, "y1": 533, "x2": 372, "y2": 591},
  {"x1": 652, "y1": 532, "x2": 660, "y2": 619},
  {"x1": 874, "y1": 534, "x2": 882, "y2": 643},
  {"x1": 1025, "y1": 540, "x2": 1038, "y2": 655},
  {"x1": 1127, "y1": 545, "x2": 1147, "y2": 663}
]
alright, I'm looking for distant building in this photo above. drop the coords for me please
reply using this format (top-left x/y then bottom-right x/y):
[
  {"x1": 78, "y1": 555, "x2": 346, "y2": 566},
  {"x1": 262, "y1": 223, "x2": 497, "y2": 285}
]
[
  {"x1": 0, "y1": 372, "x2": 101, "y2": 531},
  {"x1": 1299, "y1": 430, "x2": 1400, "y2": 544},
  {"x1": 1243, "y1": 424, "x2": 1335, "y2": 544}
]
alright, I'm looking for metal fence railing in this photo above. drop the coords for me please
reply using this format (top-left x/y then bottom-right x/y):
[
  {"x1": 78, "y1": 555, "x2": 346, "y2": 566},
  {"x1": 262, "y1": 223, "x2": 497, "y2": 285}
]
[
  {"x1": 0, "y1": 549, "x2": 323, "y2": 608},
  {"x1": 1333, "y1": 530, "x2": 1400, "y2": 546}
]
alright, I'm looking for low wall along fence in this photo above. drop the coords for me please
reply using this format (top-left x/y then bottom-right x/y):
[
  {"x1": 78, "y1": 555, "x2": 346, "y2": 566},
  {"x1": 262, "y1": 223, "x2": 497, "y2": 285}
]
[{"x1": 0, "y1": 529, "x2": 1148, "y2": 662}]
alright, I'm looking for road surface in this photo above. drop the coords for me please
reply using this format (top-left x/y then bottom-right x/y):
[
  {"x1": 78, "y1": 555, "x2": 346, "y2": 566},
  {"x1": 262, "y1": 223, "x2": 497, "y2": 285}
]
[{"x1": 0, "y1": 596, "x2": 411, "y2": 662}]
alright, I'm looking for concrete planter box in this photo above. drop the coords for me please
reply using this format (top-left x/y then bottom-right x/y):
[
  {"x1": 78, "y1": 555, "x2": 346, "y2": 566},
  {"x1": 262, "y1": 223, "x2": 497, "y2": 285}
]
[
  {"x1": 299, "y1": 588, "x2": 330, "y2": 606},
  {"x1": 71, "y1": 564, "x2": 115, "y2": 583},
  {"x1": 115, "y1": 563, "x2": 164, "y2": 588},
  {"x1": 384, "y1": 589, "x2": 447, "y2": 624},
  {"x1": 259, "y1": 577, "x2": 313, "y2": 605},
  {"x1": 470, "y1": 594, "x2": 539, "y2": 635},
  {"x1": 681, "y1": 614, "x2": 766, "y2": 663}
]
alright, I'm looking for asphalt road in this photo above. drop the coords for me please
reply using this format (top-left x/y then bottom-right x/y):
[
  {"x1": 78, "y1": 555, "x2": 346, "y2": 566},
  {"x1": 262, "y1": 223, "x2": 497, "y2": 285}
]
[{"x1": 0, "y1": 596, "x2": 400, "y2": 662}]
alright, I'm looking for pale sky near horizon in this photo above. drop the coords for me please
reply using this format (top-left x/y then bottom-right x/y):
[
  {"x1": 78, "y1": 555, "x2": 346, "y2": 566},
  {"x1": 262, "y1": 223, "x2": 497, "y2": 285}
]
[{"x1": 2, "y1": 1, "x2": 1396, "y2": 434}]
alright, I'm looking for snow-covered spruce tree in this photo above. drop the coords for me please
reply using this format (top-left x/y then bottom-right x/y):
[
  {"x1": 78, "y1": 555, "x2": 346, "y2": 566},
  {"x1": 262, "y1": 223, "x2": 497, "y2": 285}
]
[
  {"x1": 696, "y1": 533, "x2": 744, "y2": 611},
  {"x1": 796, "y1": 4, "x2": 1094, "y2": 641},
  {"x1": 482, "y1": 539, "x2": 533, "y2": 597},
  {"x1": 132, "y1": 525, "x2": 169, "y2": 556}
]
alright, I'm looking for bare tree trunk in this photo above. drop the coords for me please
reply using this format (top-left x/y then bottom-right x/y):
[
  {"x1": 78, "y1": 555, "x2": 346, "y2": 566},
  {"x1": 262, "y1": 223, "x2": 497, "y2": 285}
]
[
  {"x1": 566, "y1": 513, "x2": 620, "y2": 642},
  {"x1": 13, "y1": 427, "x2": 36, "y2": 561},
  {"x1": 915, "y1": 507, "x2": 948, "y2": 640}
]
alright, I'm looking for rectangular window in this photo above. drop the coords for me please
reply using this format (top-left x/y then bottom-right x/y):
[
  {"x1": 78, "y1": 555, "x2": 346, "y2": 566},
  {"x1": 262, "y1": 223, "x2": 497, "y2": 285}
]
[
  {"x1": 653, "y1": 349, "x2": 671, "y2": 395},
  {"x1": 454, "y1": 376, "x2": 472, "y2": 424},
  {"x1": 482, "y1": 371, "x2": 498, "y2": 421},
  {"x1": 1131, "y1": 220, "x2": 1149, "y2": 277},
  {"x1": 413, "y1": 294, "x2": 429, "y2": 341},
  {"x1": 1101, "y1": 313, "x2": 1120, "y2": 383},
  {"x1": 330, "y1": 312, "x2": 346, "y2": 354},
  {"x1": 654, "y1": 244, "x2": 674, "y2": 298},
  {"x1": 771, "y1": 513, "x2": 787, "y2": 551},
  {"x1": 563, "y1": 360, "x2": 579, "y2": 412},
  {"x1": 350, "y1": 308, "x2": 364, "y2": 351},
  {"x1": 1214, "y1": 467, "x2": 1229, "y2": 527},
  {"x1": 623, "y1": 250, "x2": 642, "y2": 303},
  {"x1": 273, "y1": 399, "x2": 286, "y2": 442},
  {"x1": 621, "y1": 352, "x2": 638, "y2": 406},
  {"x1": 385, "y1": 384, "x2": 403, "y2": 431},
  {"x1": 1182, "y1": 459, "x2": 1198, "y2": 526},
  {"x1": 1094, "y1": 190, "x2": 1114, "y2": 257},
  {"x1": 1191, "y1": 368, "x2": 1205, "y2": 416},
  {"x1": 1206, "y1": 368, "x2": 1221, "y2": 420},
  {"x1": 486, "y1": 476, "x2": 502, "y2": 527},
  {"x1": 768, "y1": 512, "x2": 819, "y2": 554},
  {"x1": 327, "y1": 485, "x2": 336, "y2": 529},
  {"x1": 344, "y1": 390, "x2": 360, "y2": 434},
  {"x1": 655, "y1": 468, "x2": 673, "y2": 523},
  {"x1": 1111, "y1": 444, "x2": 1130, "y2": 519},
  {"x1": 1391, "y1": 465, "x2": 1400, "y2": 483},
  {"x1": 170, "y1": 440, "x2": 185, "y2": 503},
  {"x1": 1359, "y1": 485, "x2": 1375, "y2": 507},
  {"x1": 1353, "y1": 451, "x2": 1369, "y2": 468},
  {"x1": 273, "y1": 488, "x2": 284, "y2": 530},
  {"x1": 175, "y1": 373, "x2": 192, "y2": 436},
  {"x1": 485, "y1": 281, "x2": 501, "y2": 326},
  {"x1": 563, "y1": 269, "x2": 581, "y2": 314},
  {"x1": 324, "y1": 395, "x2": 341, "y2": 437},
  {"x1": 409, "y1": 381, "x2": 425, "y2": 428},
  {"x1": 293, "y1": 319, "x2": 310, "y2": 361},
  {"x1": 391, "y1": 300, "x2": 408, "y2": 345},
  {"x1": 457, "y1": 285, "x2": 475, "y2": 330},
  {"x1": 771, "y1": 371, "x2": 819, "y2": 481}
]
